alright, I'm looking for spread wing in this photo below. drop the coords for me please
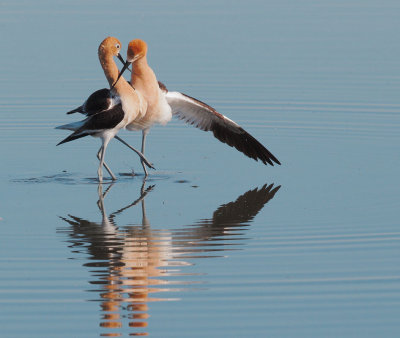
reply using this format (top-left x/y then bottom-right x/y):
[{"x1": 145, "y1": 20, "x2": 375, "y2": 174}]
[{"x1": 165, "y1": 91, "x2": 280, "y2": 166}]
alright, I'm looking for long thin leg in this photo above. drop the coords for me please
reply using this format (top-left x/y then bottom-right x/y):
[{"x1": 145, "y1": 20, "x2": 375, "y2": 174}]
[
  {"x1": 114, "y1": 135, "x2": 154, "y2": 169},
  {"x1": 97, "y1": 148, "x2": 116, "y2": 181},
  {"x1": 97, "y1": 145, "x2": 104, "y2": 182},
  {"x1": 141, "y1": 129, "x2": 150, "y2": 177},
  {"x1": 98, "y1": 137, "x2": 111, "y2": 183}
]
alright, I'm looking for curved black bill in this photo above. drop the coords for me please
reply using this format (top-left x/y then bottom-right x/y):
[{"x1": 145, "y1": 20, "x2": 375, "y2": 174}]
[
  {"x1": 117, "y1": 53, "x2": 126, "y2": 65},
  {"x1": 117, "y1": 53, "x2": 132, "y2": 73},
  {"x1": 111, "y1": 54, "x2": 132, "y2": 90}
]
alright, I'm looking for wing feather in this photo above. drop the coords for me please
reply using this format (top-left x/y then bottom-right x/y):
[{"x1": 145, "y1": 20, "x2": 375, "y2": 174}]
[
  {"x1": 57, "y1": 104, "x2": 125, "y2": 146},
  {"x1": 66, "y1": 88, "x2": 118, "y2": 116},
  {"x1": 165, "y1": 91, "x2": 280, "y2": 165}
]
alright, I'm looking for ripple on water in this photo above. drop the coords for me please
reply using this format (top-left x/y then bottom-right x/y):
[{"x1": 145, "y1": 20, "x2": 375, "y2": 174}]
[
  {"x1": 10, "y1": 172, "x2": 175, "y2": 185},
  {"x1": 56, "y1": 183, "x2": 280, "y2": 336}
]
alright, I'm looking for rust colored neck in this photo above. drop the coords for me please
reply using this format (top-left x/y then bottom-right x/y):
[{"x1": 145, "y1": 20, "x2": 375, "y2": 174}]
[
  {"x1": 99, "y1": 52, "x2": 127, "y2": 91},
  {"x1": 131, "y1": 55, "x2": 148, "y2": 78}
]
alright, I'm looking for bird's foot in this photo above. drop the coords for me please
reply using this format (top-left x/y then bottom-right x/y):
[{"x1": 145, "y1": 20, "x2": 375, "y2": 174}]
[{"x1": 142, "y1": 157, "x2": 155, "y2": 170}]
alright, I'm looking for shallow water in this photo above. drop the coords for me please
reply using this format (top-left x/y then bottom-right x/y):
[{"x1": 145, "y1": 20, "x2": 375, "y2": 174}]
[{"x1": 1, "y1": 1, "x2": 400, "y2": 337}]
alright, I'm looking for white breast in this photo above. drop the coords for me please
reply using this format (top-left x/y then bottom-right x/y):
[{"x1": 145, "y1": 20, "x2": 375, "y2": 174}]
[{"x1": 157, "y1": 89, "x2": 172, "y2": 125}]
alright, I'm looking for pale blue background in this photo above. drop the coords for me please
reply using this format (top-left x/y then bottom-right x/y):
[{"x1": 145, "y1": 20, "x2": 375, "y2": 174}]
[{"x1": 1, "y1": 1, "x2": 399, "y2": 337}]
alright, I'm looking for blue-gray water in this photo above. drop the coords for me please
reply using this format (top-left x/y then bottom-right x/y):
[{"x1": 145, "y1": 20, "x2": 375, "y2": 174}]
[{"x1": 1, "y1": 0, "x2": 400, "y2": 337}]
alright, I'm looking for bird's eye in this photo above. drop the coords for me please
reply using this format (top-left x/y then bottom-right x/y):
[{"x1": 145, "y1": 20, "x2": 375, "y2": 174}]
[{"x1": 116, "y1": 43, "x2": 120, "y2": 49}]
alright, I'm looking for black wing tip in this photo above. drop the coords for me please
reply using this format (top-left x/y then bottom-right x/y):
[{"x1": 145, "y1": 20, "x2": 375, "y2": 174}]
[
  {"x1": 261, "y1": 154, "x2": 281, "y2": 166},
  {"x1": 212, "y1": 124, "x2": 281, "y2": 167},
  {"x1": 66, "y1": 106, "x2": 83, "y2": 115},
  {"x1": 57, "y1": 132, "x2": 89, "y2": 146},
  {"x1": 56, "y1": 135, "x2": 73, "y2": 146},
  {"x1": 57, "y1": 136, "x2": 73, "y2": 146},
  {"x1": 240, "y1": 128, "x2": 280, "y2": 166},
  {"x1": 56, "y1": 139, "x2": 67, "y2": 146}
]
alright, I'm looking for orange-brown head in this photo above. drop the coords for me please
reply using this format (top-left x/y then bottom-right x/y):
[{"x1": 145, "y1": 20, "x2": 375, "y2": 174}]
[
  {"x1": 127, "y1": 39, "x2": 148, "y2": 63},
  {"x1": 113, "y1": 39, "x2": 148, "y2": 84},
  {"x1": 98, "y1": 37, "x2": 128, "y2": 89},
  {"x1": 112, "y1": 39, "x2": 149, "y2": 85},
  {"x1": 98, "y1": 36, "x2": 122, "y2": 59}
]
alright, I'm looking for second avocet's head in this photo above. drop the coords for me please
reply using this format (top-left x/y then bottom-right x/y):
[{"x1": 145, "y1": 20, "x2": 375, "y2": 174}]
[
  {"x1": 113, "y1": 39, "x2": 148, "y2": 87},
  {"x1": 126, "y1": 39, "x2": 148, "y2": 63}
]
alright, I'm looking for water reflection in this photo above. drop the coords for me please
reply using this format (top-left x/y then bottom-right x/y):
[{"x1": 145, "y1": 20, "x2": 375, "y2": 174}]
[{"x1": 58, "y1": 181, "x2": 280, "y2": 336}]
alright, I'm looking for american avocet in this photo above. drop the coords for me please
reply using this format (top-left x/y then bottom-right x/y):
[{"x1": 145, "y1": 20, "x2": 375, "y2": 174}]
[
  {"x1": 115, "y1": 39, "x2": 280, "y2": 175},
  {"x1": 64, "y1": 88, "x2": 154, "y2": 173},
  {"x1": 56, "y1": 37, "x2": 153, "y2": 182}
]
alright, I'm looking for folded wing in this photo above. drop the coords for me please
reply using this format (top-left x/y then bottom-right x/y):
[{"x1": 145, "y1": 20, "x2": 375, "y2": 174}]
[
  {"x1": 67, "y1": 88, "x2": 117, "y2": 116},
  {"x1": 57, "y1": 103, "x2": 125, "y2": 145}
]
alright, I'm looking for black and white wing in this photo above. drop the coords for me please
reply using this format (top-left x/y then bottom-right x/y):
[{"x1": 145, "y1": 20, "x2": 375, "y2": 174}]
[
  {"x1": 165, "y1": 91, "x2": 281, "y2": 166},
  {"x1": 66, "y1": 88, "x2": 118, "y2": 116},
  {"x1": 57, "y1": 103, "x2": 125, "y2": 145}
]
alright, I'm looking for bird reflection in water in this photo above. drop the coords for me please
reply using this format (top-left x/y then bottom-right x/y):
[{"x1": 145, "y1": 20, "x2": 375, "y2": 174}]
[{"x1": 58, "y1": 181, "x2": 280, "y2": 336}]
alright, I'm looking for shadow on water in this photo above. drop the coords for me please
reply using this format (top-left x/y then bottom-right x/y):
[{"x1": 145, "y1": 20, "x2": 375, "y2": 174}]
[{"x1": 58, "y1": 181, "x2": 280, "y2": 336}]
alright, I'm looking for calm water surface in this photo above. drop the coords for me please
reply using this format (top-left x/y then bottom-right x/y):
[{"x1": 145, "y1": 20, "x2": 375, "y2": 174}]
[{"x1": 1, "y1": 1, "x2": 400, "y2": 337}]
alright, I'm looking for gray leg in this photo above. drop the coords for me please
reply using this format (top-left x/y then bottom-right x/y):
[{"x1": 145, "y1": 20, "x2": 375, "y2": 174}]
[
  {"x1": 141, "y1": 129, "x2": 150, "y2": 177},
  {"x1": 97, "y1": 137, "x2": 111, "y2": 183},
  {"x1": 97, "y1": 146, "x2": 104, "y2": 183},
  {"x1": 114, "y1": 135, "x2": 155, "y2": 169},
  {"x1": 97, "y1": 148, "x2": 116, "y2": 181}
]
